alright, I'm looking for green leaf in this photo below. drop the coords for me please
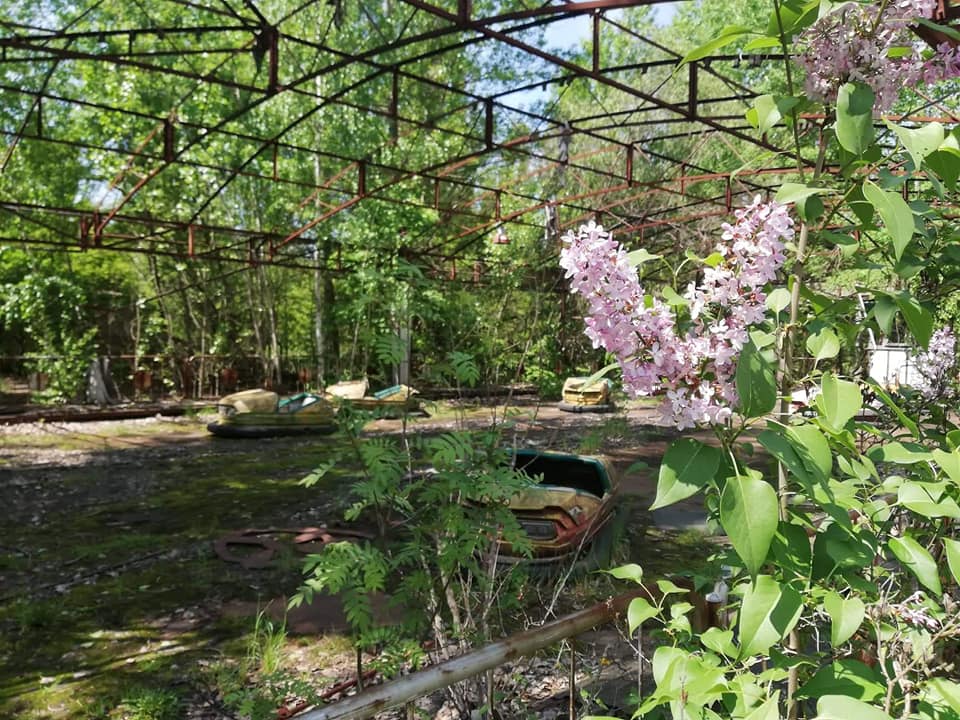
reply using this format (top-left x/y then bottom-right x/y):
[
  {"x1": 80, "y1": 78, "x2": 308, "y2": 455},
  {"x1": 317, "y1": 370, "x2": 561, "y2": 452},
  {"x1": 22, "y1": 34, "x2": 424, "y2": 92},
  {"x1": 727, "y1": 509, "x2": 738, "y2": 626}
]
[
  {"x1": 744, "y1": 694, "x2": 781, "y2": 720},
  {"x1": 798, "y1": 660, "x2": 884, "y2": 701},
  {"x1": 627, "y1": 596, "x2": 659, "y2": 634},
  {"x1": 925, "y1": 148, "x2": 960, "y2": 191},
  {"x1": 767, "y1": 0, "x2": 819, "y2": 36},
  {"x1": 651, "y1": 438, "x2": 722, "y2": 510},
  {"x1": 944, "y1": 538, "x2": 960, "y2": 586},
  {"x1": 885, "y1": 120, "x2": 944, "y2": 170},
  {"x1": 835, "y1": 82, "x2": 875, "y2": 155},
  {"x1": 870, "y1": 294, "x2": 898, "y2": 336},
  {"x1": 702, "y1": 251, "x2": 725, "y2": 267},
  {"x1": 743, "y1": 35, "x2": 783, "y2": 50},
  {"x1": 893, "y1": 291, "x2": 933, "y2": 347},
  {"x1": 816, "y1": 695, "x2": 893, "y2": 720},
  {"x1": 680, "y1": 25, "x2": 753, "y2": 64},
  {"x1": 925, "y1": 677, "x2": 960, "y2": 715},
  {"x1": 898, "y1": 481, "x2": 960, "y2": 518},
  {"x1": 700, "y1": 627, "x2": 738, "y2": 658},
  {"x1": 746, "y1": 95, "x2": 799, "y2": 134},
  {"x1": 847, "y1": 184, "x2": 875, "y2": 226},
  {"x1": 626, "y1": 248, "x2": 662, "y2": 266},
  {"x1": 750, "y1": 329, "x2": 776, "y2": 349},
  {"x1": 661, "y1": 285, "x2": 689, "y2": 307},
  {"x1": 867, "y1": 382, "x2": 919, "y2": 439},
  {"x1": 737, "y1": 575, "x2": 803, "y2": 658},
  {"x1": 759, "y1": 429, "x2": 814, "y2": 490},
  {"x1": 606, "y1": 563, "x2": 644, "y2": 583},
  {"x1": 888, "y1": 535, "x2": 942, "y2": 595},
  {"x1": 806, "y1": 327, "x2": 840, "y2": 363},
  {"x1": 770, "y1": 521, "x2": 812, "y2": 583},
  {"x1": 736, "y1": 339, "x2": 777, "y2": 418},
  {"x1": 823, "y1": 592, "x2": 866, "y2": 647},
  {"x1": 720, "y1": 470, "x2": 779, "y2": 577},
  {"x1": 776, "y1": 182, "x2": 829, "y2": 205},
  {"x1": 766, "y1": 287, "x2": 791, "y2": 313},
  {"x1": 862, "y1": 180, "x2": 915, "y2": 262},
  {"x1": 933, "y1": 448, "x2": 960, "y2": 485},
  {"x1": 656, "y1": 578, "x2": 690, "y2": 595},
  {"x1": 581, "y1": 362, "x2": 620, "y2": 393},
  {"x1": 798, "y1": 194, "x2": 825, "y2": 223},
  {"x1": 915, "y1": 17, "x2": 960, "y2": 43},
  {"x1": 867, "y1": 441, "x2": 933, "y2": 464},
  {"x1": 786, "y1": 423, "x2": 833, "y2": 479},
  {"x1": 815, "y1": 373, "x2": 862, "y2": 432}
]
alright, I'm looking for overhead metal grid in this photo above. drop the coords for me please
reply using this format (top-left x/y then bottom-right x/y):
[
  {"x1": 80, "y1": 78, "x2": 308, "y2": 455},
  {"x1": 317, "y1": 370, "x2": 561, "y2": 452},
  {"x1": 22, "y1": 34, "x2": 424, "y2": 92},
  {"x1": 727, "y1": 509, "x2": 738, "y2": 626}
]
[{"x1": 0, "y1": 0, "x2": 951, "y2": 275}]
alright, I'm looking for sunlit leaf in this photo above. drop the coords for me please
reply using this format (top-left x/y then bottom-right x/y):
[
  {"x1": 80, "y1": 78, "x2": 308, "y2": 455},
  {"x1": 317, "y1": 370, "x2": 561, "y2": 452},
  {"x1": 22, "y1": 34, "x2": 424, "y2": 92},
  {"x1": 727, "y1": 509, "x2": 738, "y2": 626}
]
[
  {"x1": 888, "y1": 535, "x2": 942, "y2": 595},
  {"x1": 736, "y1": 339, "x2": 777, "y2": 418},
  {"x1": 885, "y1": 120, "x2": 944, "y2": 170},
  {"x1": 738, "y1": 575, "x2": 802, "y2": 658},
  {"x1": 627, "y1": 596, "x2": 659, "y2": 634},
  {"x1": 816, "y1": 694, "x2": 892, "y2": 720},
  {"x1": 862, "y1": 180, "x2": 915, "y2": 262},
  {"x1": 720, "y1": 470, "x2": 778, "y2": 577},
  {"x1": 815, "y1": 373, "x2": 862, "y2": 432},
  {"x1": 823, "y1": 592, "x2": 866, "y2": 647},
  {"x1": 680, "y1": 25, "x2": 753, "y2": 64},
  {"x1": 799, "y1": 660, "x2": 884, "y2": 701},
  {"x1": 835, "y1": 82, "x2": 875, "y2": 155},
  {"x1": 807, "y1": 327, "x2": 840, "y2": 363},
  {"x1": 651, "y1": 438, "x2": 722, "y2": 510}
]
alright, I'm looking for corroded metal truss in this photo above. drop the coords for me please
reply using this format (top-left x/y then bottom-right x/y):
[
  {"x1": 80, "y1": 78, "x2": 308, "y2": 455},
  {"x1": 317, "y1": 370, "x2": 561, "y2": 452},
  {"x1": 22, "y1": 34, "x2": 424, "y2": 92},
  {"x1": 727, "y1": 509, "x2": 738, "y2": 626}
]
[{"x1": 0, "y1": 0, "x2": 956, "y2": 273}]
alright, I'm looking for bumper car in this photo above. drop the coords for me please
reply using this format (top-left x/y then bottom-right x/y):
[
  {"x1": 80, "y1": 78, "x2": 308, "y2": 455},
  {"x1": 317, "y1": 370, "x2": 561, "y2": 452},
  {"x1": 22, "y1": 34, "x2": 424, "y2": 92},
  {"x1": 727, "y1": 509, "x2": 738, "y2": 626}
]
[
  {"x1": 499, "y1": 449, "x2": 621, "y2": 567},
  {"x1": 325, "y1": 379, "x2": 424, "y2": 416},
  {"x1": 557, "y1": 376, "x2": 615, "y2": 413},
  {"x1": 206, "y1": 388, "x2": 337, "y2": 438}
]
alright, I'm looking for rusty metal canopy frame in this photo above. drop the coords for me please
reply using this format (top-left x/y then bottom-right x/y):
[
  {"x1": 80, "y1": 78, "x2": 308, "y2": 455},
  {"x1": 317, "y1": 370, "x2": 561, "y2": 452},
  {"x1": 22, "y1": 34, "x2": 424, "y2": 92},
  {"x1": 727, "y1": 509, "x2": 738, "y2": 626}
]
[{"x1": 0, "y1": 0, "x2": 954, "y2": 276}]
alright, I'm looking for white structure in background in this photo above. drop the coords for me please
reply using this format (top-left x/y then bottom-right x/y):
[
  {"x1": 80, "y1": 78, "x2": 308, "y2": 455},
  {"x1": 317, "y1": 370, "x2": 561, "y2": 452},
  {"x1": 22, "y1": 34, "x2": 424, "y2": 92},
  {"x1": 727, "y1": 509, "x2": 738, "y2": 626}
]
[
  {"x1": 858, "y1": 294, "x2": 923, "y2": 389},
  {"x1": 790, "y1": 295, "x2": 921, "y2": 412}
]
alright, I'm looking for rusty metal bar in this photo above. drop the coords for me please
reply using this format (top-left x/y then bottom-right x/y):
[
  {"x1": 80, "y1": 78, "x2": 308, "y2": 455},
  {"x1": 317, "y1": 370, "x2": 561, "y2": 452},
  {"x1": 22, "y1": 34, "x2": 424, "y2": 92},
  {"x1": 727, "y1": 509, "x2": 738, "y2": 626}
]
[
  {"x1": 484, "y1": 97, "x2": 494, "y2": 149},
  {"x1": 267, "y1": 25, "x2": 280, "y2": 93},
  {"x1": 163, "y1": 118, "x2": 175, "y2": 162},
  {"x1": 299, "y1": 590, "x2": 642, "y2": 720},
  {"x1": 687, "y1": 62, "x2": 698, "y2": 118},
  {"x1": 592, "y1": 12, "x2": 600, "y2": 73}
]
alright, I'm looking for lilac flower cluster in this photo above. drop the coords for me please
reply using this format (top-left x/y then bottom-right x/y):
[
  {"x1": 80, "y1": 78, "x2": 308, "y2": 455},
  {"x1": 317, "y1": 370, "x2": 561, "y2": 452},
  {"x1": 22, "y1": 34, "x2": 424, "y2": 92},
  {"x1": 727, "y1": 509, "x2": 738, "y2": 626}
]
[
  {"x1": 559, "y1": 197, "x2": 793, "y2": 429},
  {"x1": 911, "y1": 326, "x2": 958, "y2": 401},
  {"x1": 796, "y1": 0, "x2": 960, "y2": 111}
]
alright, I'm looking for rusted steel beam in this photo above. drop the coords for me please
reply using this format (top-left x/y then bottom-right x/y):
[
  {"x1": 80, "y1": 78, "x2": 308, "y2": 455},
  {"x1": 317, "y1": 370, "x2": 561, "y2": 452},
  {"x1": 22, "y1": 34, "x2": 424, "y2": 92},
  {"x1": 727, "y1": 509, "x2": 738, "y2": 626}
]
[
  {"x1": 396, "y1": 0, "x2": 797, "y2": 164},
  {"x1": 266, "y1": 25, "x2": 280, "y2": 93},
  {"x1": 687, "y1": 62, "x2": 698, "y2": 119},
  {"x1": 299, "y1": 590, "x2": 643, "y2": 720},
  {"x1": 592, "y1": 11, "x2": 601, "y2": 73}
]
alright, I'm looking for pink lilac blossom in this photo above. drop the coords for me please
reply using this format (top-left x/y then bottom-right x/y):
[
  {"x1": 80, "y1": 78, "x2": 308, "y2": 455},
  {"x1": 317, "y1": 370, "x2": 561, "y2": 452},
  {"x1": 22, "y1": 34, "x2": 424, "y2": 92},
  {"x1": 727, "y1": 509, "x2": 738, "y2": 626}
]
[
  {"x1": 796, "y1": 0, "x2": 959, "y2": 112},
  {"x1": 559, "y1": 197, "x2": 794, "y2": 429},
  {"x1": 911, "y1": 326, "x2": 957, "y2": 400}
]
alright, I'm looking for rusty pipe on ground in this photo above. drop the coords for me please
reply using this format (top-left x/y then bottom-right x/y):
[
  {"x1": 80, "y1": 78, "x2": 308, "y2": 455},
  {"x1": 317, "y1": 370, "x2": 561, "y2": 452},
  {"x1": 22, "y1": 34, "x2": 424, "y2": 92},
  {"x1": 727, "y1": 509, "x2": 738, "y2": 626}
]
[{"x1": 298, "y1": 590, "x2": 646, "y2": 720}]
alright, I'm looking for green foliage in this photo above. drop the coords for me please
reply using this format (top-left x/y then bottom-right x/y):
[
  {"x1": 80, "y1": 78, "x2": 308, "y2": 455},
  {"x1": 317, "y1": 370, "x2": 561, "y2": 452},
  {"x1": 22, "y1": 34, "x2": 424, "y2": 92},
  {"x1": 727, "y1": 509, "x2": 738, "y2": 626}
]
[
  {"x1": 599, "y1": 6, "x2": 960, "y2": 720},
  {"x1": 295, "y1": 416, "x2": 532, "y2": 698},
  {"x1": 114, "y1": 686, "x2": 181, "y2": 720},
  {"x1": 247, "y1": 611, "x2": 287, "y2": 676}
]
